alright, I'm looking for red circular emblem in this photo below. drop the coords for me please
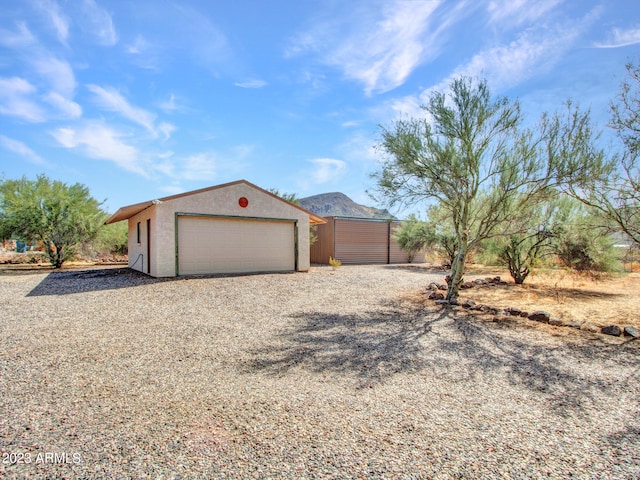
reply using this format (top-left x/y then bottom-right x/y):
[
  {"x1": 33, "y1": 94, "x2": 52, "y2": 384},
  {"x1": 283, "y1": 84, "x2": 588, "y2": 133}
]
[{"x1": 238, "y1": 197, "x2": 249, "y2": 208}]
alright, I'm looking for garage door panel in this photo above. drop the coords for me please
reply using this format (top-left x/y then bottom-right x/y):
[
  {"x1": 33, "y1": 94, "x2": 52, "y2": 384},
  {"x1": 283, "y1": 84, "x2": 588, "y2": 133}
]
[{"x1": 178, "y1": 217, "x2": 295, "y2": 275}]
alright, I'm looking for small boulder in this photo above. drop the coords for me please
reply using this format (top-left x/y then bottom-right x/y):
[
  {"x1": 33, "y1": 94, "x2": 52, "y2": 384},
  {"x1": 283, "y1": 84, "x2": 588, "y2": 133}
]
[
  {"x1": 580, "y1": 323, "x2": 600, "y2": 333},
  {"x1": 507, "y1": 307, "x2": 522, "y2": 317},
  {"x1": 461, "y1": 300, "x2": 476, "y2": 309},
  {"x1": 549, "y1": 317, "x2": 563, "y2": 326},
  {"x1": 449, "y1": 298, "x2": 460, "y2": 306},
  {"x1": 426, "y1": 282, "x2": 439, "y2": 291},
  {"x1": 473, "y1": 279, "x2": 487, "y2": 286},
  {"x1": 428, "y1": 292, "x2": 445, "y2": 300},
  {"x1": 624, "y1": 326, "x2": 640, "y2": 338},
  {"x1": 519, "y1": 311, "x2": 529, "y2": 318},
  {"x1": 567, "y1": 321, "x2": 582, "y2": 329},
  {"x1": 528, "y1": 311, "x2": 551, "y2": 323},
  {"x1": 601, "y1": 325, "x2": 622, "y2": 337},
  {"x1": 437, "y1": 284, "x2": 448, "y2": 291},
  {"x1": 461, "y1": 281, "x2": 475, "y2": 289},
  {"x1": 435, "y1": 299, "x2": 451, "y2": 305}
]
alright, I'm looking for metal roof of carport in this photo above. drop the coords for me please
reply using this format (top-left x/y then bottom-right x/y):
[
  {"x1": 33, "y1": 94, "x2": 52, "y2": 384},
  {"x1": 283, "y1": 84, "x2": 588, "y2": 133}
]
[{"x1": 105, "y1": 179, "x2": 327, "y2": 225}]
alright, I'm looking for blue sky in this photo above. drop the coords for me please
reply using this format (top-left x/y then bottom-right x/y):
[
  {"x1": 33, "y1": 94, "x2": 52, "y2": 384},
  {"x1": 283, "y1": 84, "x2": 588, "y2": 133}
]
[{"x1": 0, "y1": 0, "x2": 639, "y2": 217}]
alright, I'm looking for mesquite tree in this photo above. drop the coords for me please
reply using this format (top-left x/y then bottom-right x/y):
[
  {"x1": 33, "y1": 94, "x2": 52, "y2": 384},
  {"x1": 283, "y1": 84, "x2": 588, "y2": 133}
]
[
  {"x1": 373, "y1": 77, "x2": 595, "y2": 299},
  {"x1": 0, "y1": 175, "x2": 105, "y2": 267}
]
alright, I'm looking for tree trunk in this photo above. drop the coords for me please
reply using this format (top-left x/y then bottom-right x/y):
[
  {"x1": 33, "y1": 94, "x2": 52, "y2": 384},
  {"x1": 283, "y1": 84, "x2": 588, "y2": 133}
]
[{"x1": 446, "y1": 237, "x2": 468, "y2": 300}]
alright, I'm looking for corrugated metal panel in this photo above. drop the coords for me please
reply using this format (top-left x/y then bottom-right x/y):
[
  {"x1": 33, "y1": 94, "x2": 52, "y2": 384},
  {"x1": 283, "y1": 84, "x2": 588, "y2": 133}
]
[
  {"x1": 178, "y1": 216, "x2": 295, "y2": 275},
  {"x1": 310, "y1": 219, "x2": 334, "y2": 264},
  {"x1": 389, "y1": 221, "x2": 411, "y2": 263},
  {"x1": 334, "y1": 219, "x2": 388, "y2": 264}
]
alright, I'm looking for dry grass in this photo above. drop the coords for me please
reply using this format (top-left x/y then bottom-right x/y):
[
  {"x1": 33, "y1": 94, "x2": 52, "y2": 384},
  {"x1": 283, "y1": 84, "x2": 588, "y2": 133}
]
[{"x1": 457, "y1": 265, "x2": 640, "y2": 329}]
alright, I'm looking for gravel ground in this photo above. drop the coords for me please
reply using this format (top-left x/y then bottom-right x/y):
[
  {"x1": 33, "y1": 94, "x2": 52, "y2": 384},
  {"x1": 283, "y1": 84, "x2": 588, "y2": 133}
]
[{"x1": 0, "y1": 265, "x2": 638, "y2": 479}]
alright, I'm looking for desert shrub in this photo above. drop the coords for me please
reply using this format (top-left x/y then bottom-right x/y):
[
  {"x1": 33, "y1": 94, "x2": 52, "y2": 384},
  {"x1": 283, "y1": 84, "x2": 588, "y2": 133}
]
[
  {"x1": 555, "y1": 233, "x2": 621, "y2": 274},
  {"x1": 392, "y1": 215, "x2": 435, "y2": 263},
  {"x1": 329, "y1": 256, "x2": 342, "y2": 270}
]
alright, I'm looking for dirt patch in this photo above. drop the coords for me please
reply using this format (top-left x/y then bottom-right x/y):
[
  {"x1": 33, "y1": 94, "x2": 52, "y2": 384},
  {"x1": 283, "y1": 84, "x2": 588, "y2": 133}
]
[{"x1": 435, "y1": 265, "x2": 640, "y2": 330}]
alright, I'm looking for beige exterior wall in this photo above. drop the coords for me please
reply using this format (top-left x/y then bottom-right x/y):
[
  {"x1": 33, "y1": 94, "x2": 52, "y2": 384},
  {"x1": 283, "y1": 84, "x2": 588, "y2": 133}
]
[
  {"x1": 127, "y1": 182, "x2": 311, "y2": 277},
  {"x1": 127, "y1": 205, "x2": 158, "y2": 275}
]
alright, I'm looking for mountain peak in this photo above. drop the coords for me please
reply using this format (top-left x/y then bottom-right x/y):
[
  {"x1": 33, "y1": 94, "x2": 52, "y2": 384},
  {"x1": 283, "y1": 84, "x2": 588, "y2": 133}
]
[{"x1": 299, "y1": 192, "x2": 394, "y2": 219}]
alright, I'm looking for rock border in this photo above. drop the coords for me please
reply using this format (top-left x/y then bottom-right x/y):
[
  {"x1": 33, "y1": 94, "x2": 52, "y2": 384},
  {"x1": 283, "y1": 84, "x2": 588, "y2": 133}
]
[{"x1": 425, "y1": 278, "x2": 639, "y2": 339}]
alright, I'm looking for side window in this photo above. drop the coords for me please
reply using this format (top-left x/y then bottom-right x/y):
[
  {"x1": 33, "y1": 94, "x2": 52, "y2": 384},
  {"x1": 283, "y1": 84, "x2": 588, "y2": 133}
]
[{"x1": 137, "y1": 221, "x2": 141, "y2": 244}]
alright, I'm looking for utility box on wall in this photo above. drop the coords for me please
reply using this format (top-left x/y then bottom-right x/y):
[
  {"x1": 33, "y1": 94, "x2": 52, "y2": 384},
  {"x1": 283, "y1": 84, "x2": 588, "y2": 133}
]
[{"x1": 310, "y1": 216, "x2": 410, "y2": 265}]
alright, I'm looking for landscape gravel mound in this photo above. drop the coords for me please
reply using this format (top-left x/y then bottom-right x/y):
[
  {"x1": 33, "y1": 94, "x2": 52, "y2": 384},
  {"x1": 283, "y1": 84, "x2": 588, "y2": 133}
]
[{"x1": 1, "y1": 265, "x2": 638, "y2": 479}]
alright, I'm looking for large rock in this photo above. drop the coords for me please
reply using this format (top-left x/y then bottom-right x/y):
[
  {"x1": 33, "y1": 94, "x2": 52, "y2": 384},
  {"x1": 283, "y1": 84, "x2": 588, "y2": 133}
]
[
  {"x1": 601, "y1": 325, "x2": 622, "y2": 337},
  {"x1": 528, "y1": 311, "x2": 551, "y2": 323},
  {"x1": 624, "y1": 326, "x2": 640, "y2": 338}
]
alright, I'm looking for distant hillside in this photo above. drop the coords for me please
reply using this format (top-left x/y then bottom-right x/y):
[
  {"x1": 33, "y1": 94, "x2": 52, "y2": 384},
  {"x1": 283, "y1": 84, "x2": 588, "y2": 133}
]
[{"x1": 299, "y1": 192, "x2": 395, "y2": 219}]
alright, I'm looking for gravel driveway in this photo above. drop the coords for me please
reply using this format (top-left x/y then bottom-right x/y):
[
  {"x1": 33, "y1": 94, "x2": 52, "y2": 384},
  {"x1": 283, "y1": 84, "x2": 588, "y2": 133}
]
[{"x1": 1, "y1": 265, "x2": 638, "y2": 479}]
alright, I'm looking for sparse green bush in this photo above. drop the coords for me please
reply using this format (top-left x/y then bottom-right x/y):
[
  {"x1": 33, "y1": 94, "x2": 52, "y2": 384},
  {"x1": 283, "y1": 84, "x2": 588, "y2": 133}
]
[
  {"x1": 392, "y1": 215, "x2": 435, "y2": 263},
  {"x1": 555, "y1": 233, "x2": 621, "y2": 274}
]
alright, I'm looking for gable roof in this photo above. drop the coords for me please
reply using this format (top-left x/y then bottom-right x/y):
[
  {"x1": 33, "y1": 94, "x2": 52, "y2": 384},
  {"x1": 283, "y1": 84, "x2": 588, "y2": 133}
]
[{"x1": 105, "y1": 179, "x2": 326, "y2": 225}]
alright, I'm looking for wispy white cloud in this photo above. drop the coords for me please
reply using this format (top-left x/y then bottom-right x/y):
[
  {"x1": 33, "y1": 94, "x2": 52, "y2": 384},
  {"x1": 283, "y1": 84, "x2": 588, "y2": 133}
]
[
  {"x1": 487, "y1": 0, "x2": 562, "y2": 26},
  {"x1": 31, "y1": 0, "x2": 70, "y2": 44},
  {"x1": 594, "y1": 25, "x2": 640, "y2": 48},
  {"x1": 87, "y1": 84, "x2": 175, "y2": 139},
  {"x1": 43, "y1": 92, "x2": 82, "y2": 118},
  {"x1": 157, "y1": 122, "x2": 176, "y2": 141},
  {"x1": 0, "y1": 22, "x2": 36, "y2": 48},
  {"x1": 309, "y1": 158, "x2": 347, "y2": 183},
  {"x1": 157, "y1": 93, "x2": 183, "y2": 113},
  {"x1": 125, "y1": 34, "x2": 161, "y2": 71},
  {"x1": 177, "y1": 153, "x2": 217, "y2": 180},
  {"x1": 51, "y1": 121, "x2": 147, "y2": 176},
  {"x1": 396, "y1": 9, "x2": 601, "y2": 117},
  {"x1": 0, "y1": 134, "x2": 47, "y2": 165},
  {"x1": 286, "y1": 0, "x2": 464, "y2": 95},
  {"x1": 171, "y1": 3, "x2": 232, "y2": 73},
  {"x1": 31, "y1": 56, "x2": 76, "y2": 97},
  {"x1": 156, "y1": 145, "x2": 251, "y2": 188},
  {"x1": 155, "y1": 152, "x2": 217, "y2": 181},
  {"x1": 80, "y1": 0, "x2": 118, "y2": 46},
  {"x1": 0, "y1": 77, "x2": 45, "y2": 122},
  {"x1": 126, "y1": 34, "x2": 150, "y2": 55},
  {"x1": 234, "y1": 79, "x2": 267, "y2": 89}
]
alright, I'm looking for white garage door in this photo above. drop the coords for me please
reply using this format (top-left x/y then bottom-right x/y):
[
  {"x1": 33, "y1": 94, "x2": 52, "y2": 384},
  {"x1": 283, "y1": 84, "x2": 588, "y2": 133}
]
[{"x1": 177, "y1": 216, "x2": 296, "y2": 275}]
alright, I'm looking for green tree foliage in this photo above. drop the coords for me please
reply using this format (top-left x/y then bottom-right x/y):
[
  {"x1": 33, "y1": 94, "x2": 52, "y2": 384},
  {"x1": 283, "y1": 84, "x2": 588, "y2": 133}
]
[
  {"x1": 550, "y1": 198, "x2": 621, "y2": 274},
  {"x1": 86, "y1": 220, "x2": 128, "y2": 257},
  {"x1": 491, "y1": 196, "x2": 563, "y2": 284},
  {"x1": 392, "y1": 214, "x2": 435, "y2": 263},
  {"x1": 425, "y1": 204, "x2": 459, "y2": 265},
  {"x1": 268, "y1": 188, "x2": 300, "y2": 205},
  {"x1": 373, "y1": 77, "x2": 589, "y2": 299},
  {"x1": 0, "y1": 175, "x2": 105, "y2": 267},
  {"x1": 557, "y1": 60, "x2": 640, "y2": 244}
]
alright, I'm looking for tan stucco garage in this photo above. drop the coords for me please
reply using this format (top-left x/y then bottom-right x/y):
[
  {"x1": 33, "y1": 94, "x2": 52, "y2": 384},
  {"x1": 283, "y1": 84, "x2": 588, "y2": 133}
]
[{"x1": 106, "y1": 180, "x2": 325, "y2": 277}]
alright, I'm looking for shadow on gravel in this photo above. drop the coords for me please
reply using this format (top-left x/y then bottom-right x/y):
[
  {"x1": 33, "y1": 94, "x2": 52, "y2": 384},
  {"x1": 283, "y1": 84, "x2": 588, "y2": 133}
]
[
  {"x1": 246, "y1": 301, "x2": 639, "y2": 415},
  {"x1": 246, "y1": 302, "x2": 451, "y2": 388},
  {"x1": 26, "y1": 268, "x2": 169, "y2": 296},
  {"x1": 443, "y1": 315, "x2": 639, "y2": 417}
]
